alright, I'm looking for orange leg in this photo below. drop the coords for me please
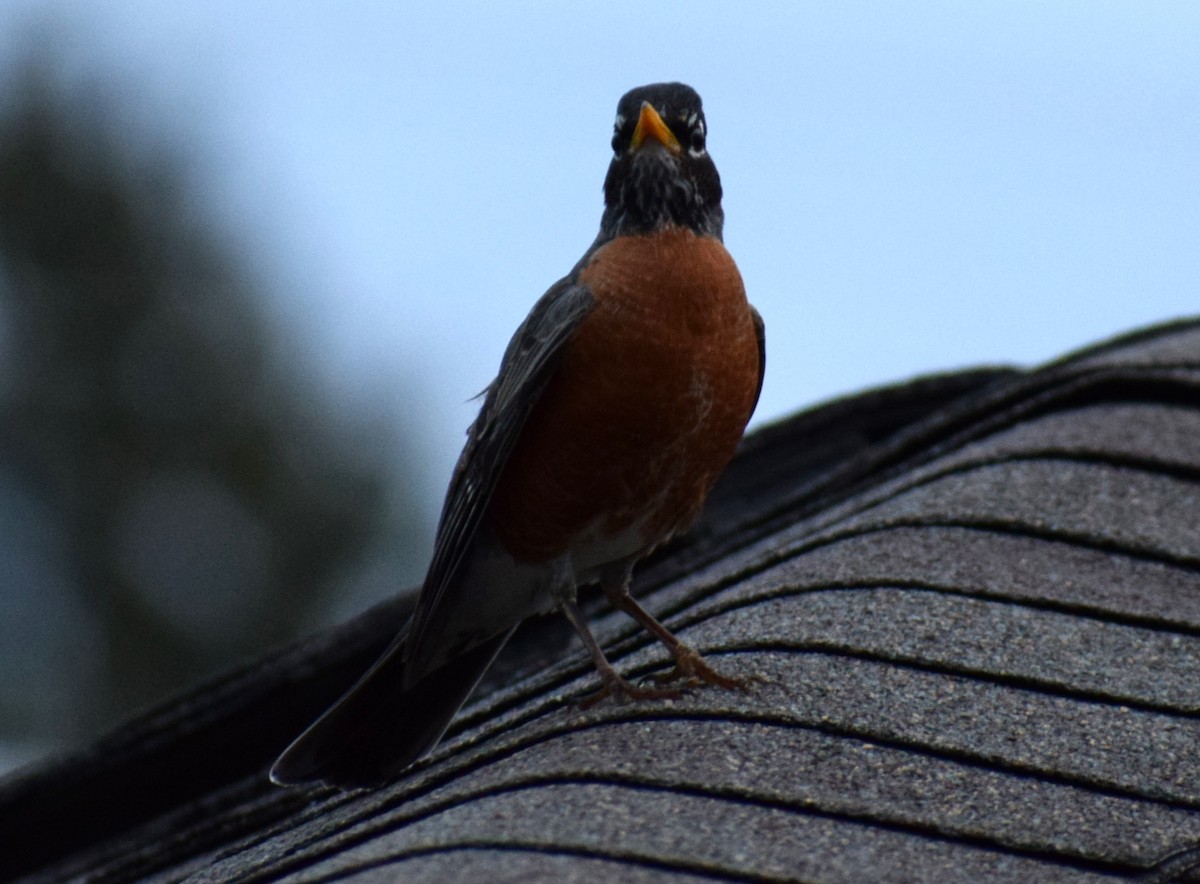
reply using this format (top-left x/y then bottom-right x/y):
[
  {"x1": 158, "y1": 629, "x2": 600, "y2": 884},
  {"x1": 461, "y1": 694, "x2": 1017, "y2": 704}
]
[
  {"x1": 601, "y1": 570, "x2": 747, "y2": 691},
  {"x1": 549, "y1": 554, "x2": 682, "y2": 706},
  {"x1": 557, "y1": 593, "x2": 684, "y2": 708}
]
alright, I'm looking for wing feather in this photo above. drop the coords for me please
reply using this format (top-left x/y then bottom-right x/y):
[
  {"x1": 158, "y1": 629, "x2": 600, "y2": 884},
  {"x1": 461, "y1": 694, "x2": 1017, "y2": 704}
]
[
  {"x1": 750, "y1": 305, "x2": 766, "y2": 415},
  {"x1": 404, "y1": 278, "x2": 596, "y2": 664}
]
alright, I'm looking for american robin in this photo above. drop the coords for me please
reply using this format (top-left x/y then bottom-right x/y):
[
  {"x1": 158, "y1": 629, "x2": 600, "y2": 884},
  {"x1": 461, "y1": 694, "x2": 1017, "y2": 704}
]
[{"x1": 271, "y1": 82, "x2": 764, "y2": 789}]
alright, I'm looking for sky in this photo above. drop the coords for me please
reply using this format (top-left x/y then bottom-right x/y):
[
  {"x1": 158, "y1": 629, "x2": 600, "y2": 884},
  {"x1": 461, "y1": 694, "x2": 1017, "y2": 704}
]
[{"x1": 2, "y1": 0, "x2": 1198, "y2": 517}]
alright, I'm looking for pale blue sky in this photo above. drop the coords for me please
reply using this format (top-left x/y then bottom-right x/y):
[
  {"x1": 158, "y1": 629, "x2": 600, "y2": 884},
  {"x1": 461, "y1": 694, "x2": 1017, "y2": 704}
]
[{"x1": 3, "y1": 0, "x2": 1198, "y2": 514}]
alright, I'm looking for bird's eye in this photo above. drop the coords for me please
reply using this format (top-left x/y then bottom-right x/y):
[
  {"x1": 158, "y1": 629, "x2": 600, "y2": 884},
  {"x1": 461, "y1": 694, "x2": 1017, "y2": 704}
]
[
  {"x1": 688, "y1": 127, "x2": 706, "y2": 155},
  {"x1": 611, "y1": 113, "x2": 628, "y2": 155}
]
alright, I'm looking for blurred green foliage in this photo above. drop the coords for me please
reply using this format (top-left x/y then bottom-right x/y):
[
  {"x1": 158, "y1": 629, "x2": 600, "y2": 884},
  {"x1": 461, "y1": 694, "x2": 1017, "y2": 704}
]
[{"x1": 0, "y1": 53, "x2": 428, "y2": 765}]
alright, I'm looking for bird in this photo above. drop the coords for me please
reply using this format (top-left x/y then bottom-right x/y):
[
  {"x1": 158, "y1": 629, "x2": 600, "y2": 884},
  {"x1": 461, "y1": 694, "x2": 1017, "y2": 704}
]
[{"x1": 271, "y1": 82, "x2": 765, "y2": 789}]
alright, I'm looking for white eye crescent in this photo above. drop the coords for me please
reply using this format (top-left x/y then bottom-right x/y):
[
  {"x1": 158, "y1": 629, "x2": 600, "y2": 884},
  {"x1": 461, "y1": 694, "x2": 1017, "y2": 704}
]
[{"x1": 611, "y1": 114, "x2": 626, "y2": 154}]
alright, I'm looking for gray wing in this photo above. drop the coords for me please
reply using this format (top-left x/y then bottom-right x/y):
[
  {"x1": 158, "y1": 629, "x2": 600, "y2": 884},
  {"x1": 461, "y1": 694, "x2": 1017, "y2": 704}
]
[
  {"x1": 750, "y1": 305, "x2": 766, "y2": 416},
  {"x1": 404, "y1": 277, "x2": 596, "y2": 666}
]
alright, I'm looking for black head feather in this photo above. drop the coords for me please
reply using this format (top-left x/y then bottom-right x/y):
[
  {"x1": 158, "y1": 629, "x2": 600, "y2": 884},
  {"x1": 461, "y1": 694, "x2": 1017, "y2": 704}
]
[{"x1": 599, "y1": 82, "x2": 724, "y2": 241}]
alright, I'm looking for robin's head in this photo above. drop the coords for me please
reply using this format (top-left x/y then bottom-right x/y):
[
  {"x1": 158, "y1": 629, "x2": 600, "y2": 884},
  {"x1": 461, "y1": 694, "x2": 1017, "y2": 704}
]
[{"x1": 599, "y1": 82, "x2": 724, "y2": 241}]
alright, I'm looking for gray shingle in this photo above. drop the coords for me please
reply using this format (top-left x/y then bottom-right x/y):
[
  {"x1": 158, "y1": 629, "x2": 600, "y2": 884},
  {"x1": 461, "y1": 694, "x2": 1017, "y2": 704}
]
[{"x1": 6, "y1": 317, "x2": 1200, "y2": 883}]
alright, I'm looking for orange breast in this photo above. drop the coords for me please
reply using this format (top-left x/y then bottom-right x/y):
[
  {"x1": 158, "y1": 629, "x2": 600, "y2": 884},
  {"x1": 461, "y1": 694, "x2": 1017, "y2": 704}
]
[{"x1": 488, "y1": 228, "x2": 761, "y2": 564}]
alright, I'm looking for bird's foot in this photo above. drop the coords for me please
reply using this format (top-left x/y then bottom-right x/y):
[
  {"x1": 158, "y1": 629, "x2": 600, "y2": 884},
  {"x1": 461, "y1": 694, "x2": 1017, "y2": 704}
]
[
  {"x1": 650, "y1": 644, "x2": 756, "y2": 691},
  {"x1": 579, "y1": 670, "x2": 683, "y2": 710}
]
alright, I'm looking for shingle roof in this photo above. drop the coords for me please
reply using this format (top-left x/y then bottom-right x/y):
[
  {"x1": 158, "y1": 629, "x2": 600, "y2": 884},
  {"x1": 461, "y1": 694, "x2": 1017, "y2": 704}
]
[{"x1": 5, "y1": 317, "x2": 1200, "y2": 883}]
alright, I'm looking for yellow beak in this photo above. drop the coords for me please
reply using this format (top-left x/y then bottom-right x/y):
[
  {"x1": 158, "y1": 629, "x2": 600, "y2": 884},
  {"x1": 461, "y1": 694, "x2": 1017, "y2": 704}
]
[{"x1": 629, "y1": 101, "x2": 680, "y2": 154}]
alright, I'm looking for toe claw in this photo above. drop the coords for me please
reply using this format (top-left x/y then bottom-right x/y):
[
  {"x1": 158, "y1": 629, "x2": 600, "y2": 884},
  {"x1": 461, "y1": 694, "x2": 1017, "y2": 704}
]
[
  {"x1": 656, "y1": 644, "x2": 750, "y2": 692},
  {"x1": 579, "y1": 672, "x2": 683, "y2": 709}
]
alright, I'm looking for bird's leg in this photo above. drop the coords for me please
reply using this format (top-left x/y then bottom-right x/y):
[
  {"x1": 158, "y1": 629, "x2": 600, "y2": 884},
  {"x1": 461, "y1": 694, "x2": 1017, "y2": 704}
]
[
  {"x1": 600, "y1": 562, "x2": 747, "y2": 691},
  {"x1": 549, "y1": 556, "x2": 682, "y2": 708}
]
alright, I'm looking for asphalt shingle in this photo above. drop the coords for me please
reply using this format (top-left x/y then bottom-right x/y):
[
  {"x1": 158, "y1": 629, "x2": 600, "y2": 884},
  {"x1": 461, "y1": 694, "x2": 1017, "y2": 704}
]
[{"x1": 6, "y1": 317, "x2": 1200, "y2": 883}]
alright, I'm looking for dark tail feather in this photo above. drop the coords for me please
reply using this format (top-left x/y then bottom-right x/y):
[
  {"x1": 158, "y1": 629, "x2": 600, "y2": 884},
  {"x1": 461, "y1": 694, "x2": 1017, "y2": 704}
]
[{"x1": 270, "y1": 629, "x2": 514, "y2": 789}]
